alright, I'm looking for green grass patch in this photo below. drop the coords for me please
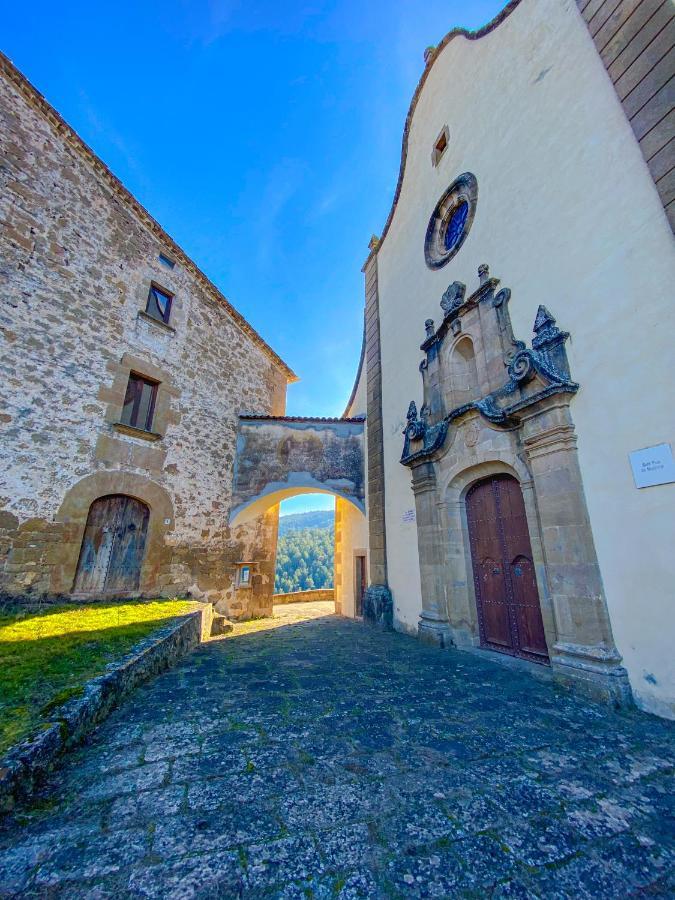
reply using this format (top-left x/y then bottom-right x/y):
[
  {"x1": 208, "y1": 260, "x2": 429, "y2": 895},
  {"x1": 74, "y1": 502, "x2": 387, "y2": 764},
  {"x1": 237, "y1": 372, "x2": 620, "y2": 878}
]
[{"x1": 0, "y1": 599, "x2": 194, "y2": 756}]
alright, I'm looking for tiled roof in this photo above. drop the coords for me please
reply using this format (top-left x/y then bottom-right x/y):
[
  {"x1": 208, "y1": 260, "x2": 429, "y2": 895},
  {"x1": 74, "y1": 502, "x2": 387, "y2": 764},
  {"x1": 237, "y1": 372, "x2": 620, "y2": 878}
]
[{"x1": 239, "y1": 414, "x2": 366, "y2": 424}]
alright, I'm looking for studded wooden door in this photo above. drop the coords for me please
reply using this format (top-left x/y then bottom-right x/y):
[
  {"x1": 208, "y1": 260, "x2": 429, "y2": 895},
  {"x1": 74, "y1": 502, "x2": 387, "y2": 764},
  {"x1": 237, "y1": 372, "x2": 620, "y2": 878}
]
[
  {"x1": 466, "y1": 475, "x2": 548, "y2": 663},
  {"x1": 73, "y1": 495, "x2": 149, "y2": 595}
]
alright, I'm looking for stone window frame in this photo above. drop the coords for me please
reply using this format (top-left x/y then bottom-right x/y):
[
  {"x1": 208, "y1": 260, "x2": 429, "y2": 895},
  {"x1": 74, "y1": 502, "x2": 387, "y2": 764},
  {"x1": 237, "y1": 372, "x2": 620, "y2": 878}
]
[
  {"x1": 120, "y1": 371, "x2": 159, "y2": 433},
  {"x1": 158, "y1": 251, "x2": 176, "y2": 270},
  {"x1": 236, "y1": 561, "x2": 256, "y2": 589},
  {"x1": 101, "y1": 352, "x2": 179, "y2": 443},
  {"x1": 431, "y1": 125, "x2": 450, "y2": 167},
  {"x1": 144, "y1": 282, "x2": 174, "y2": 327},
  {"x1": 424, "y1": 172, "x2": 478, "y2": 270},
  {"x1": 135, "y1": 274, "x2": 182, "y2": 335}
]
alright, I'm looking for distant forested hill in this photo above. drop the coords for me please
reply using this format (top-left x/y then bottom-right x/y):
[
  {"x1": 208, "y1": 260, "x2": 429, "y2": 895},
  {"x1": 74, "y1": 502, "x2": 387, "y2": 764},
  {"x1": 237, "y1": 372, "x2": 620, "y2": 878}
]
[
  {"x1": 278, "y1": 510, "x2": 334, "y2": 536},
  {"x1": 275, "y1": 510, "x2": 334, "y2": 592}
]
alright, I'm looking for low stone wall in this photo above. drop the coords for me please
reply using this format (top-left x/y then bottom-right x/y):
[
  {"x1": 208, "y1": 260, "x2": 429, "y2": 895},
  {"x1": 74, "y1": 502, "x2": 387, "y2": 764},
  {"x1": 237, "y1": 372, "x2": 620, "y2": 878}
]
[
  {"x1": 0, "y1": 605, "x2": 211, "y2": 813},
  {"x1": 273, "y1": 589, "x2": 335, "y2": 605}
]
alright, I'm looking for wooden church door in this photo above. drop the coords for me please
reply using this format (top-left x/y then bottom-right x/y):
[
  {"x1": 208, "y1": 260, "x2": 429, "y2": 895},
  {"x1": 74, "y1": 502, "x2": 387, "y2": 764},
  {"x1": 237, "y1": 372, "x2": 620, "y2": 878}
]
[
  {"x1": 73, "y1": 495, "x2": 150, "y2": 595},
  {"x1": 466, "y1": 475, "x2": 548, "y2": 663}
]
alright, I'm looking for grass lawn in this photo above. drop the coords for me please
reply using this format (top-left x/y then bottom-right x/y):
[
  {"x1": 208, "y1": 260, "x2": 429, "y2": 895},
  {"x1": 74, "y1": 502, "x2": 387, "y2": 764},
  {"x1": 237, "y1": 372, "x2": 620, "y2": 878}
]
[{"x1": 0, "y1": 599, "x2": 195, "y2": 756}]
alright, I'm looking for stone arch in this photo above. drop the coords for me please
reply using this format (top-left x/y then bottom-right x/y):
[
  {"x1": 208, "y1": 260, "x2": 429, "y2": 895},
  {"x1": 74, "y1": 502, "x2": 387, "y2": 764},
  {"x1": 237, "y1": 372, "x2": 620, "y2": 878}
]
[
  {"x1": 52, "y1": 472, "x2": 174, "y2": 596},
  {"x1": 443, "y1": 335, "x2": 480, "y2": 407},
  {"x1": 439, "y1": 448, "x2": 530, "y2": 498},
  {"x1": 230, "y1": 486, "x2": 364, "y2": 529},
  {"x1": 231, "y1": 415, "x2": 365, "y2": 528},
  {"x1": 440, "y1": 454, "x2": 557, "y2": 654}
]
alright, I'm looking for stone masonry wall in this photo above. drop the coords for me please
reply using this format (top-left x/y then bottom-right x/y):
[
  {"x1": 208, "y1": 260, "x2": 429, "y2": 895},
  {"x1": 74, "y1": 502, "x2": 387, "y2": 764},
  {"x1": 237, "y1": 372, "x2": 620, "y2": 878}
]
[
  {"x1": 272, "y1": 589, "x2": 335, "y2": 604},
  {"x1": 0, "y1": 59, "x2": 290, "y2": 617}
]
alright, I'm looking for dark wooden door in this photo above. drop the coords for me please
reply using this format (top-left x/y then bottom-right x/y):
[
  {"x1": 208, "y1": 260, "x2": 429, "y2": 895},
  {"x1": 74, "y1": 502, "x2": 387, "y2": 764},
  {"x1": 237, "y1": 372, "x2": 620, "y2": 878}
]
[
  {"x1": 354, "y1": 554, "x2": 367, "y2": 617},
  {"x1": 466, "y1": 476, "x2": 548, "y2": 663},
  {"x1": 73, "y1": 495, "x2": 149, "y2": 595}
]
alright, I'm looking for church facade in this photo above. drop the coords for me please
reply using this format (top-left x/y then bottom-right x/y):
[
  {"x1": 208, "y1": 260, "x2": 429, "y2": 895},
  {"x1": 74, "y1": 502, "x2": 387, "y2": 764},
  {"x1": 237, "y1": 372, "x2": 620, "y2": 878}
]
[{"x1": 345, "y1": 0, "x2": 675, "y2": 717}]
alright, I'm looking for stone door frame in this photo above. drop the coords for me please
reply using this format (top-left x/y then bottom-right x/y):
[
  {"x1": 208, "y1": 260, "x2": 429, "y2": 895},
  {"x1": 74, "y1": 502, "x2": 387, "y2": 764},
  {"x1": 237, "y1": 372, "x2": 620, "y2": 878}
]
[
  {"x1": 52, "y1": 472, "x2": 174, "y2": 598},
  {"x1": 438, "y1": 453, "x2": 558, "y2": 661}
]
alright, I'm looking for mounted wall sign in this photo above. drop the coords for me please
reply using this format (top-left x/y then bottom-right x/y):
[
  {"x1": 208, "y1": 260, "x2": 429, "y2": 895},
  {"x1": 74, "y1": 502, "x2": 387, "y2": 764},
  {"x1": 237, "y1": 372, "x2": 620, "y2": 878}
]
[
  {"x1": 629, "y1": 444, "x2": 675, "y2": 488},
  {"x1": 424, "y1": 172, "x2": 478, "y2": 269}
]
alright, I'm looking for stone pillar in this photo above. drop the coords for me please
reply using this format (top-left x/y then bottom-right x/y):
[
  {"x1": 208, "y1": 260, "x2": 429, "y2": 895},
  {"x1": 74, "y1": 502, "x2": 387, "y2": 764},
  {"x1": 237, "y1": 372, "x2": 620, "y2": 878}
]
[
  {"x1": 362, "y1": 241, "x2": 388, "y2": 589},
  {"x1": 412, "y1": 461, "x2": 453, "y2": 647},
  {"x1": 333, "y1": 499, "x2": 344, "y2": 615},
  {"x1": 521, "y1": 398, "x2": 632, "y2": 706}
]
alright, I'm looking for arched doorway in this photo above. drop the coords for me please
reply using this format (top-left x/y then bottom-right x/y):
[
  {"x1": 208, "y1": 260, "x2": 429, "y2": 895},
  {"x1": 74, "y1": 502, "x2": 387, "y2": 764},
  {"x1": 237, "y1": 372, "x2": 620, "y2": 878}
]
[
  {"x1": 466, "y1": 475, "x2": 548, "y2": 663},
  {"x1": 73, "y1": 494, "x2": 150, "y2": 595}
]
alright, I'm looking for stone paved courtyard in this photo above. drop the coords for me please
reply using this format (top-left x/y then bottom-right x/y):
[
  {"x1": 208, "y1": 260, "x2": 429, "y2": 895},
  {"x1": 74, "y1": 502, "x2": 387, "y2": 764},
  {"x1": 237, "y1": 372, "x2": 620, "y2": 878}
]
[{"x1": 1, "y1": 601, "x2": 673, "y2": 898}]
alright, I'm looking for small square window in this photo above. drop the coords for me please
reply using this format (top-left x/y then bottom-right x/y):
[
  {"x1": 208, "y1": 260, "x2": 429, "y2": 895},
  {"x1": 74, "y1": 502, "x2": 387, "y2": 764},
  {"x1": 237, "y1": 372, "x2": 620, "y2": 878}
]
[
  {"x1": 158, "y1": 253, "x2": 175, "y2": 269},
  {"x1": 432, "y1": 126, "x2": 450, "y2": 166},
  {"x1": 121, "y1": 373, "x2": 158, "y2": 432},
  {"x1": 146, "y1": 284, "x2": 173, "y2": 324}
]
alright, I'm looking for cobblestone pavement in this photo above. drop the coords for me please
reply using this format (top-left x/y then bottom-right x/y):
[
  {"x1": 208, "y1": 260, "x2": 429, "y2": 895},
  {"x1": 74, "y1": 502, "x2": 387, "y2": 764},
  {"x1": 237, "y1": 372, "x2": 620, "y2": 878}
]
[{"x1": 1, "y1": 602, "x2": 673, "y2": 898}]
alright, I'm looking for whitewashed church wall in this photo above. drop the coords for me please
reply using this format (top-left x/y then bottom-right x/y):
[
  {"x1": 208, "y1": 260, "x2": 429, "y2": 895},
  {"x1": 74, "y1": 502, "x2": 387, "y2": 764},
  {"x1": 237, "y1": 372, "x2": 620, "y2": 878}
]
[{"x1": 375, "y1": 0, "x2": 675, "y2": 714}]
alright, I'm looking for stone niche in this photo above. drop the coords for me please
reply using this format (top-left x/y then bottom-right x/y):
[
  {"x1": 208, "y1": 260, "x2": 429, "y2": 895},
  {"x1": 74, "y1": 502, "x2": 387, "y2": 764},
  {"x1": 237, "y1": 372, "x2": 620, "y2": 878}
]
[{"x1": 400, "y1": 265, "x2": 632, "y2": 707}]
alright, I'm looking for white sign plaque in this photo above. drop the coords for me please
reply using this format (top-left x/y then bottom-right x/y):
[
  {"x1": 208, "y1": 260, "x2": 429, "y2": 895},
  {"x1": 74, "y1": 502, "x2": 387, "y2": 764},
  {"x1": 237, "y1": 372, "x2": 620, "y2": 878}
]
[
  {"x1": 402, "y1": 508, "x2": 416, "y2": 523},
  {"x1": 629, "y1": 443, "x2": 675, "y2": 489}
]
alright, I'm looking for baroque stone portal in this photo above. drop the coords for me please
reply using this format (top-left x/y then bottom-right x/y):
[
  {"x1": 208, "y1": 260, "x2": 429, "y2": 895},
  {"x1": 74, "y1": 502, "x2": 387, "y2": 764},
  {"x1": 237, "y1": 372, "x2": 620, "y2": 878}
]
[{"x1": 400, "y1": 265, "x2": 632, "y2": 707}]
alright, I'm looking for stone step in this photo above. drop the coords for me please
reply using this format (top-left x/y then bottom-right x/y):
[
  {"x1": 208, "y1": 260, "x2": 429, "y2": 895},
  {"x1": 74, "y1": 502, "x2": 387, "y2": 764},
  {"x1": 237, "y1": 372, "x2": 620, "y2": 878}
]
[{"x1": 210, "y1": 614, "x2": 233, "y2": 636}]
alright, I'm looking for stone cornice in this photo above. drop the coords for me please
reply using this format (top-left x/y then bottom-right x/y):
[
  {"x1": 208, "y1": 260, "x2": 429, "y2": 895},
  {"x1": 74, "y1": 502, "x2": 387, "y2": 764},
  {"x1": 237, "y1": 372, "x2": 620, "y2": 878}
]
[
  {"x1": 0, "y1": 51, "x2": 298, "y2": 384},
  {"x1": 239, "y1": 414, "x2": 365, "y2": 424},
  {"x1": 522, "y1": 424, "x2": 578, "y2": 460}
]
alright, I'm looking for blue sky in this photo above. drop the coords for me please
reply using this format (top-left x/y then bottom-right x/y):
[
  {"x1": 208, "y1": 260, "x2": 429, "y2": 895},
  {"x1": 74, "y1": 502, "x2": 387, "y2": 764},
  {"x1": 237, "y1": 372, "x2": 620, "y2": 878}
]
[{"x1": 3, "y1": 0, "x2": 503, "y2": 513}]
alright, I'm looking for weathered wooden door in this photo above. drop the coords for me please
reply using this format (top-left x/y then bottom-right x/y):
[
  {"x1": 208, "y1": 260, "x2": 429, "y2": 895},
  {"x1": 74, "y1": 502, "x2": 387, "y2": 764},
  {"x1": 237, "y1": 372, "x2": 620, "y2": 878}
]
[
  {"x1": 73, "y1": 495, "x2": 149, "y2": 595},
  {"x1": 466, "y1": 475, "x2": 548, "y2": 663},
  {"x1": 354, "y1": 554, "x2": 367, "y2": 617}
]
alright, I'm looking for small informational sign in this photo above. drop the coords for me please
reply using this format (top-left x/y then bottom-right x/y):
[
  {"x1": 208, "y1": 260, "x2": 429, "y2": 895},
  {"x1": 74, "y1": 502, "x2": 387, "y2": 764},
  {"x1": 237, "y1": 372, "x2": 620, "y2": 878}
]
[
  {"x1": 402, "y1": 508, "x2": 416, "y2": 523},
  {"x1": 163, "y1": 518, "x2": 172, "y2": 525},
  {"x1": 629, "y1": 443, "x2": 675, "y2": 489}
]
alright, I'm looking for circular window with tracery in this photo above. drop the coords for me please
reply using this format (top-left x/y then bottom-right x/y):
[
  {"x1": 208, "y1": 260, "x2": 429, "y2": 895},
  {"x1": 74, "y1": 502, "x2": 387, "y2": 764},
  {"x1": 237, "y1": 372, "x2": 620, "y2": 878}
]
[{"x1": 424, "y1": 172, "x2": 477, "y2": 269}]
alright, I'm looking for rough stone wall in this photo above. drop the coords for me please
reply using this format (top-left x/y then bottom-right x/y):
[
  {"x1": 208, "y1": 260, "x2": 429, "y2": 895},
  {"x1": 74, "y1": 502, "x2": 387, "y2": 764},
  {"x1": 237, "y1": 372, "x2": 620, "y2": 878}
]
[
  {"x1": 272, "y1": 589, "x2": 335, "y2": 604},
  {"x1": 0, "y1": 62, "x2": 289, "y2": 617}
]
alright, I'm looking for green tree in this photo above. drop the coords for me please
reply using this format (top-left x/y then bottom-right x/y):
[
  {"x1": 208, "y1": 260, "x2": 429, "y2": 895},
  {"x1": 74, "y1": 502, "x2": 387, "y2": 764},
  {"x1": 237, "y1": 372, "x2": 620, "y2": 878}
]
[{"x1": 274, "y1": 525, "x2": 334, "y2": 592}]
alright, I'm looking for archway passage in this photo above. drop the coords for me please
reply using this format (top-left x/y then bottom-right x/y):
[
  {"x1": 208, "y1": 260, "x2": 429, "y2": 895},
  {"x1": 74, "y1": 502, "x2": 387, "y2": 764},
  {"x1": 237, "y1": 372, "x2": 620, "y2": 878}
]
[
  {"x1": 73, "y1": 495, "x2": 150, "y2": 595},
  {"x1": 230, "y1": 415, "x2": 365, "y2": 527},
  {"x1": 275, "y1": 494, "x2": 335, "y2": 595},
  {"x1": 466, "y1": 475, "x2": 548, "y2": 663}
]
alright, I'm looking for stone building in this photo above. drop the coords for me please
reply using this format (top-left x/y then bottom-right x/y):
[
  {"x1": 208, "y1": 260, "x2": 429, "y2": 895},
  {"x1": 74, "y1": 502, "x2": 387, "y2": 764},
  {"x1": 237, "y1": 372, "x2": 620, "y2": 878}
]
[
  {"x1": 0, "y1": 52, "x2": 296, "y2": 619},
  {"x1": 341, "y1": 0, "x2": 675, "y2": 717}
]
